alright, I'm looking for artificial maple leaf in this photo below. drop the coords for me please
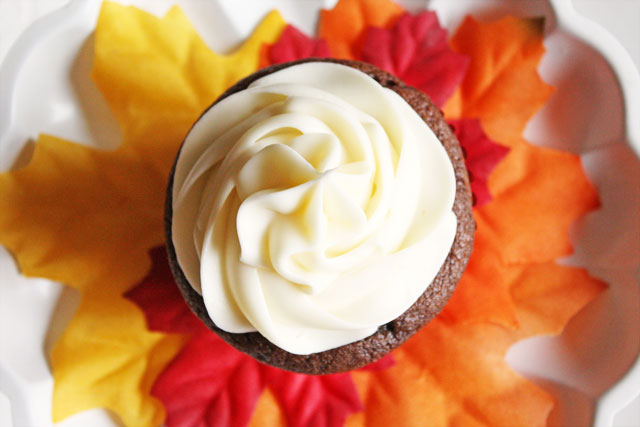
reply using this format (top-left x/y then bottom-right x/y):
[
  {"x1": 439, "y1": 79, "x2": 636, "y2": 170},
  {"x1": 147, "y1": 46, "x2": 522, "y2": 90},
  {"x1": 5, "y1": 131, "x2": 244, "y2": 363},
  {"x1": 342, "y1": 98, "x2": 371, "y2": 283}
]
[
  {"x1": 505, "y1": 261, "x2": 607, "y2": 337},
  {"x1": 357, "y1": 321, "x2": 554, "y2": 427},
  {"x1": 127, "y1": 247, "x2": 264, "y2": 426},
  {"x1": 262, "y1": 368, "x2": 363, "y2": 427},
  {"x1": 360, "y1": 355, "x2": 395, "y2": 371},
  {"x1": 478, "y1": 142, "x2": 601, "y2": 265},
  {"x1": 152, "y1": 329, "x2": 265, "y2": 427},
  {"x1": 127, "y1": 246, "x2": 367, "y2": 427},
  {"x1": 451, "y1": 118, "x2": 510, "y2": 207},
  {"x1": 443, "y1": 16, "x2": 554, "y2": 145},
  {"x1": 265, "y1": 24, "x2": 331, "y2": 65},
  {"x1": 0, "y1": 3, "x2": 285, "y2": 425},
  {"x1": 250, "y1": 388, "x2": 286, "y2": 427},
  {"x1": 436, "y1": 234, "x2": 520, "y2": 329},
  {"x1": 360, "y1": 11, "x2": 469, "y2": 107},
  {"x1": 319, "y1": 0, "x2": 403, "y2": 60},
  {"x1": 349, "y1": 259, "x2": 604, "y2": 427},
  {"x1": 0, "y1": 125, "x2": 186, "y2": 427},
  {"x1": 92, "y1": 2, "x2": 286, "y2": 170}
]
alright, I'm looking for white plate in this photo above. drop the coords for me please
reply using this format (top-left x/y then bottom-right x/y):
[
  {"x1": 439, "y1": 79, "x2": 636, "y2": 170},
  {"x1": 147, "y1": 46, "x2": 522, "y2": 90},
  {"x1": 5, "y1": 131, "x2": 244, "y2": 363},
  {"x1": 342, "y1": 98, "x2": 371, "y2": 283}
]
[{"x1": 0, "y1": 1, "x2": 638, "y2": 426}]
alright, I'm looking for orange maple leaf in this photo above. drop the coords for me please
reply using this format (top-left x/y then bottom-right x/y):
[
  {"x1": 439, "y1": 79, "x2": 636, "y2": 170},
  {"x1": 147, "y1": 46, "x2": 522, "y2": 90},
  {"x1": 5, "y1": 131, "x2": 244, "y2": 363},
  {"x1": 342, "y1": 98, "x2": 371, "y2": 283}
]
[
  {"x1": 0, "y1": 3, "x2": 285, "y2": 425},
  {"x1": 443, "y1": 16, "x2": 555, "y2": 145},
  {"x1": 318, "y1": 0, "x2": 403, "y2": 59}
]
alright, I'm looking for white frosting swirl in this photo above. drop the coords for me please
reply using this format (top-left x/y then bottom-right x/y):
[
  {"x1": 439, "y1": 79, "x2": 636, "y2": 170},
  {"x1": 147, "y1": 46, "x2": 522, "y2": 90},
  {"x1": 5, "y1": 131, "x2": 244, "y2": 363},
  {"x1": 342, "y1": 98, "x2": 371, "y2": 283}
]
[{"x1": 172, "y1": 63, "x2": 457, "y2": 355}]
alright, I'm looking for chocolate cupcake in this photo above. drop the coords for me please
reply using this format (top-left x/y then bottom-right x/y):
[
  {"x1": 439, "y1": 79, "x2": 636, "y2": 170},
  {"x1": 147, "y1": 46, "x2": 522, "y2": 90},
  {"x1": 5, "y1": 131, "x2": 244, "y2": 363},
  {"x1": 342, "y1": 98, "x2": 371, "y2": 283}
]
[{"x1": 166, "y1": 59, "x2": 474, "y2": 375}]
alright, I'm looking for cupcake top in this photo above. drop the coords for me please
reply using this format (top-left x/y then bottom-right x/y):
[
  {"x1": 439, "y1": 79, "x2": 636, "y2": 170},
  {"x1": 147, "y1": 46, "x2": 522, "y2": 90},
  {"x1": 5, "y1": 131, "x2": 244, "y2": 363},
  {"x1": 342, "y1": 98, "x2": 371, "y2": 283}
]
[{"x1": 170, "y1": 62, "x2": 457, "y2": 355}]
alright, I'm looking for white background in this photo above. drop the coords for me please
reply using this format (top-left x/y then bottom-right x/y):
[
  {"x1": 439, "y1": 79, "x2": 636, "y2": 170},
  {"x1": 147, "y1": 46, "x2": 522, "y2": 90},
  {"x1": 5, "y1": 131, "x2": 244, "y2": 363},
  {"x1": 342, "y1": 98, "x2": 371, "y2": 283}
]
[{"x1": 1, "y1": 0, "x2": 639, "y2": 70}]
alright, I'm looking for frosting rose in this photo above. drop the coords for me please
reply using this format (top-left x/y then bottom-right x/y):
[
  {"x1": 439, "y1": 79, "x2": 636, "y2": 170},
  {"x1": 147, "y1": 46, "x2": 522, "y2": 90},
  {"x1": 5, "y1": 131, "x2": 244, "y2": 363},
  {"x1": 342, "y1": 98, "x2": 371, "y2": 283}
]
[{"x1": 171, "y1": 62, "x2": 457, "y2": 355}]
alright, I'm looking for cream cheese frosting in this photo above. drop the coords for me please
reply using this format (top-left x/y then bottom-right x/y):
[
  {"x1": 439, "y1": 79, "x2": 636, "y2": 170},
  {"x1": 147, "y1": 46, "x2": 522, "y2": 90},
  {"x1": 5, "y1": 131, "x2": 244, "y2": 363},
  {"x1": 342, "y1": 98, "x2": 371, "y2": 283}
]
[{"x1": 171, "y1": 62, "x2": 457, "y2": 355}]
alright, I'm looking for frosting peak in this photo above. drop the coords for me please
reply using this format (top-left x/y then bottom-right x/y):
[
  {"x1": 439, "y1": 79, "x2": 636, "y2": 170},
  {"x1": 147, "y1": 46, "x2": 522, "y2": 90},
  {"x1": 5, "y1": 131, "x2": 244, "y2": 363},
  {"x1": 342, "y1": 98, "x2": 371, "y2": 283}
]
[{"x1": 172, "y1": 63, "x2": 457, "y2": 355}]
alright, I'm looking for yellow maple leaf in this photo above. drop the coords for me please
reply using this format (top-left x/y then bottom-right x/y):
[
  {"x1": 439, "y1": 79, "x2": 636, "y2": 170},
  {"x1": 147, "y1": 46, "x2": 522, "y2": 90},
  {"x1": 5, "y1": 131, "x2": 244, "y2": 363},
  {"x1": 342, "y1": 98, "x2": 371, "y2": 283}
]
[{"x1": 0, "y1": 2, "x2": 285, "y2": 425}]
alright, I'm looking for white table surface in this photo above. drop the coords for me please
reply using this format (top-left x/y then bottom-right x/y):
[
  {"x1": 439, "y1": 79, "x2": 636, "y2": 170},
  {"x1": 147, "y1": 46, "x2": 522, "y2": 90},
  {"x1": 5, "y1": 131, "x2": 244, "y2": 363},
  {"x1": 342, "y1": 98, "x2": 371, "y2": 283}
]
[{"x1": 0, "y1": 1, "x2": 638, "y2": 426}]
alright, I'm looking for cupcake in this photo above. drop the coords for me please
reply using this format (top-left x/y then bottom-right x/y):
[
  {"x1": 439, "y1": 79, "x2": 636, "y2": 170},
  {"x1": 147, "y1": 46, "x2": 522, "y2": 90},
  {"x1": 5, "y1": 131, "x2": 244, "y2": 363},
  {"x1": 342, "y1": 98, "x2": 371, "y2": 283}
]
[{"x1": 165, "y1": 59, "x2": 474, "y2": 374}]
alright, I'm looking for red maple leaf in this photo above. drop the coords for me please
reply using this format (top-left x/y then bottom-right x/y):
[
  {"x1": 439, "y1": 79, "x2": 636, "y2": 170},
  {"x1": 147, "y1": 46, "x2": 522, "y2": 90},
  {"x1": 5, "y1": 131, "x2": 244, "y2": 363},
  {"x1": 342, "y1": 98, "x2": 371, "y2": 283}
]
[
  {"x1": 450, "y1": 118, "x2": 510, "y2": 207},
  {"x1": 262, "y1": 368, "x2": 363, "y2": 427},
  {"x1": 126, "y1": 247, "x2": 370, "y2": 427},
  {"x1": 152, "y1": 330, "x2": 264, "y2": 427},
  {"x1": 359, "y1": 354, "x2": 395, "y2": 371},
  {"x1": 360, "y1": 11, "x2": 469, "y2": 107},
  {"x1": 125, "y1": 246, "x2": 200, "y2": 334},
  {"x1": 266, "y1": 25, "x2": 331, "y2": 64}
]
